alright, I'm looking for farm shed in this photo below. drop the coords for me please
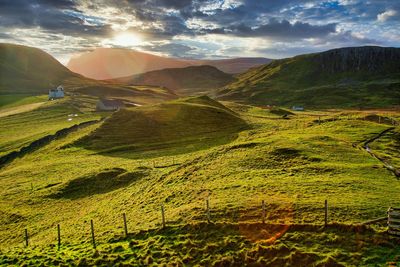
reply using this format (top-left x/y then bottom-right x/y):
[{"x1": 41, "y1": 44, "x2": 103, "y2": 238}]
[{"x1": 96, "y1": 99, "x2": 125, "y2": 111}]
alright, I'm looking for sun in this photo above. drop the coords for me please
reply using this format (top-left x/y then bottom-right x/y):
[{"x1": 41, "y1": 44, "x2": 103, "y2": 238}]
[{"x1": 113, "y1": 32, "x2": 142, "y2": 47}]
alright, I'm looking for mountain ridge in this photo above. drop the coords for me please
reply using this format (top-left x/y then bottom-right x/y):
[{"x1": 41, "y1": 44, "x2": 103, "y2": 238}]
[
  {"x1": 67, "y1": 48, "x2": 271, "y2": 79},
  {"x1": 217, "y1": 46, "x2": 400, "y2": 107},
  {"x1": 110, "y1": 65, "x2": 235, "y2": 95}
]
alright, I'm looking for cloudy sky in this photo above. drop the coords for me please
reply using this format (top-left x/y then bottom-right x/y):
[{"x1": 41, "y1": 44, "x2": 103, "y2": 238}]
[{"x1": 0, "y1": 0, "x2": 399, "y2": 64}]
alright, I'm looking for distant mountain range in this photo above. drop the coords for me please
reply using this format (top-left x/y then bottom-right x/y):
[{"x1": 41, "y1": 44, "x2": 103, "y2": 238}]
[
  {"x1": 67, "y1": 48, "x2": 271, "y2": 80},
  {"x1": 111, "y1": 65, "x2": 235, "y2": 95},
  {"x1": 1, "y1": 43, "x2": 399, "y2": 108},
  {"x1": 217, "y1": 46, "x2": 400, "y2": 107},
  {"x1": 0, "y1": 43, "x2": 176, "y2": 102}
]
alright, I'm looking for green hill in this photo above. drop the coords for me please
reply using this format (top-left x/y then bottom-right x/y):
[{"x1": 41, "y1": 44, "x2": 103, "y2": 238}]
[
  {"x1": 217, "y1": 46, "x2": 400, "y2": 107},
  {"x1": 0, "y1": 43, "x2": 78, "y2": 94},
  {"x1": 76, "y1": 96, "x2": 247, "y2": 154},
  {"x1": 111, "y1": 65, "x2": 235, "y2": 95},
  {"x1": 0, "y1": 43, "x2": 177, "y2": 105}
]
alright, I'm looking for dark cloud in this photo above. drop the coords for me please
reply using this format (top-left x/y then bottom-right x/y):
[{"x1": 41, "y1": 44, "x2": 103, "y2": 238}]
[
  {"x1": 206, "y1": 19, "x2": 337, "y2": 39},
  {"x1": 0, "y1": 0, "x2": 110, "y2": 37},
  {"x1": 0, "y1": 0, "x2": 398, "y2": 61}
]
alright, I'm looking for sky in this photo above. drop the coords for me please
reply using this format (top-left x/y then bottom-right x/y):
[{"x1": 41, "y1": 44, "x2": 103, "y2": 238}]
[{"x1": 0, "y1": 0, "x2": 399, "y2": 64}]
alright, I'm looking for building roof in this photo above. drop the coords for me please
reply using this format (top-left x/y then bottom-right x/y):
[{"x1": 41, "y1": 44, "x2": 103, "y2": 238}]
[{"x1": 99, "y1": 99, "x2": 125, "y2": 107}]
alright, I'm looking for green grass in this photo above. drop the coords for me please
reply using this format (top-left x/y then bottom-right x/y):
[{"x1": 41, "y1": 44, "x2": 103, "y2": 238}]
[
  {"x1": 0, "y1": 98, "x2": 400, "y2": 265},
  {"x1": 1, "y1": 223, "x2": 399, "y2": 266},
  {"x1": 0, "y1": 95, "x2": 47, "y2": 109},
  {"x1": 0, "y1": 96, "x2": 101, "y2": 157}
]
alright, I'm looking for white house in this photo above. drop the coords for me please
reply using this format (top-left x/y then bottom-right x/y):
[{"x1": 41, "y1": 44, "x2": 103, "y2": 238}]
[
  {"x1": 49, "y1": 85, "x2": 65, "y2": 100},
  {"x1": 96, "y1": 99, "x2": 125, "y2": 111}
]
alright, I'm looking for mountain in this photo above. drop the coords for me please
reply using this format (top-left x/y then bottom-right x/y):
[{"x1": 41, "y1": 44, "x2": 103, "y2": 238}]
[
  {"x1": 111, "y1": 65, "x2": 235, "y2": 95},
  {"x1": 0, "y1": 43, "x2": 177, "y2": 103},
  {"x1": 76, "y1": 95, "x2": 247, "y2": 153},
  {"x1": 217, "y1": 46, "x2": 400, "y2": 107},
  {"x1": 195, "y1": 57, "x2": 272, "y2": 74},
  {"x1": 67, "y1": 48, "x2": 271, "y2": 80},
  {"x1": 0, "y1": 43, "x2": 78, "y2": 94}
]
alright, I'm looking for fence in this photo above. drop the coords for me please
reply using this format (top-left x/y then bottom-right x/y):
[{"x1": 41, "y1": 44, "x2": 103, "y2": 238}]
[
  {"x1": 18, "y1": 198, "x2": 393, "y2": 250},
  {"x1": 388, "y1": 207, "x2": 400, "y2": 236}
]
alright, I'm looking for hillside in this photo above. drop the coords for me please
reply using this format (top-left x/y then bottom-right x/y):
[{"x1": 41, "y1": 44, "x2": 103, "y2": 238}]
[
  {"x1": 76, "y1": 96, "x2": 247, "y2": 153},
  {"x1": 67, "y1": 48, "x2": 271, "y2": 79},
  {"x1": 0, "y1": 44, "x2": 177, "y2": 105},
  {"x1": 112, "y1": 65, "x2": 235, "y2": 95},
  {"x1": 218, "y1": 46, "x2": 400, "y2": 107},
  {"x1": 0, "y1": 43, "x2": 78, "y2": 94},
  {"x1": 1, "y1": 99, "x2": 400, "y2": 265}
]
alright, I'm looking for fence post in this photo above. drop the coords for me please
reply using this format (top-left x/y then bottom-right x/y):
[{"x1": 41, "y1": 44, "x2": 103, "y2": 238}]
[
  {"x1": 324, "y1": 200, "x2": 328, "y2": 227},
  {"x1": 262, "y1": 200, "x2": 266, "y2": 224},
  {"x1": 123, "y1": 213, "x2": 128, "y2": 237},
  {"x1": 90, "y1": 219, "x2": 96, "y2": 249},
  {"x1": 161, "y1": 205, "x2": 166, "y2": 229},
  {"x1": 206, "y1": 198, "x2": 211, "y2": 223},
  {"x1": 57, "y1": 224, "x2": 61, "y2": 249},
  {"x1": 24, "y1": 229, "x2": 28, "y2": 247}
]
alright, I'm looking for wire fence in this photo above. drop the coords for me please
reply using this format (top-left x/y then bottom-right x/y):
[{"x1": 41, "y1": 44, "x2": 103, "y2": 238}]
[{"x1": 11, "y1": 197, "x2": 393, "y2": 251}]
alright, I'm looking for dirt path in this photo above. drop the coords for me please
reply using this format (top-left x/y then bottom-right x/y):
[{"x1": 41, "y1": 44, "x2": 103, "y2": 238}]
[
  {"x1": 361, "y1": 127, "x2": 399, "y2": 177},
  {"x1": 0, "y1": 102, "x2": 45, "y2": 118}
]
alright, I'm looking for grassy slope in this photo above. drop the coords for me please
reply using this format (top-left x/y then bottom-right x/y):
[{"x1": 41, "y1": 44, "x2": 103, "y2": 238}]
[
  {"x1": 0, "y1": 43, "x2": 76, "y2": 94},
  {"x1": 1, "y1": 100, "x2": 400, "y2": 265},
  {"x1": 218, "y1": 47, "x2": 400, "y2": 107},
  {"x1": 76, "y1": 96, "x2": 247, "y2": 155},
  {"x1": 0, "y1": 96, "x2": 102, "y2": 157},
  {"x1": 0, "y1": 44, "x2": 177, "y2": 106},
  {"x1": 0, "y1": 95, "x2": 48, "y2": 109}
]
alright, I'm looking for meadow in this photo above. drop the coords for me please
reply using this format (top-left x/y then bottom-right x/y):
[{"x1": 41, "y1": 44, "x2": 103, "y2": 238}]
[{"x1": 0, "y1": 95, "x2": 400, "y2": 266}]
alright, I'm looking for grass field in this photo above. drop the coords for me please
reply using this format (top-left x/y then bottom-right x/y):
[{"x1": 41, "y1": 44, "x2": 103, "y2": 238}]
[
  {"x1": 0, "y1": 95, "x2": 48, "y2": 109},
  {"x1": 1, "y1": 97, "x2": 400, "y2": 266}
]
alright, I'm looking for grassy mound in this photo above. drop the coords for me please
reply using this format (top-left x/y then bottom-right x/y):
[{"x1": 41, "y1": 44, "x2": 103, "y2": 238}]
[
  {"x1": 49, "y1": 167, "x2": 149, "y2": 199},
  {"x1": 76, "y1": 96, "x2": 248, "y2": 153}
]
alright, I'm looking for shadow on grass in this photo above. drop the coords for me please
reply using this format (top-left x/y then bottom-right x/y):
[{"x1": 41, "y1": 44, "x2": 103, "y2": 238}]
[{"x1": 48, "y1": 167, "x2": 149, "y2": 199}]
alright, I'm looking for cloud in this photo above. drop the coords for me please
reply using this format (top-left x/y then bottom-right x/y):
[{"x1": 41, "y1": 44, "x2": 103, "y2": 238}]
[
  {"x1": 0, "y1": 0, "x2": 399, "y2": 62},
  {"x1": 212, "y1": 19, "x2": 337, "y2": 39},
  {"x1": 377, "y1": 10, "x2": 398, "y2": 22}
]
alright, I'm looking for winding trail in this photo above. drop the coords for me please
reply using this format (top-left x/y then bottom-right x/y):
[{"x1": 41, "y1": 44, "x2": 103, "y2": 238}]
[
  {"x1": 361, "y1": 127, "x2": 399, "y2": 177},
  {"x1": 0, "y1": 119, "x2": 101, "y2": 168}
]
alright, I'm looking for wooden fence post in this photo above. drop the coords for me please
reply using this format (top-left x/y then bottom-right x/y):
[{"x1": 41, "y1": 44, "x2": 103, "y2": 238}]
[
  {"x1": 123, "y1": 213, "x2": 128, "y2": 237},
  {"x1": 324, "y1": 200, "x2": 328, "y2": 227},
  {"x1": 57, "y1": 224, "x2": 61, "y2": 249},
  {"x1": 262, "y1": 200, "x2": 266, "y2": 224},
  {"x1": 90, "y1": 219, "x2": 96, "y2": 249},
  {"x1": 161, "y1": 205, "x2": 166, "y2": 229},
  {"x1": 206, "y1": 198, "x2": 211, "y2": 223},
  {"x1": 24, "y1": 229, "x2": 28, "y2": 247}
]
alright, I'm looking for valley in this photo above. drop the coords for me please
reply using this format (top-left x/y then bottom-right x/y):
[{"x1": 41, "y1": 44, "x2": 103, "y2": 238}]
[
  {"x1": 0, "y1": 43, "x2": 400, "y2": 266},
  {"x1": 0, "y1": 93, "x2": 399, "y2": 266}
]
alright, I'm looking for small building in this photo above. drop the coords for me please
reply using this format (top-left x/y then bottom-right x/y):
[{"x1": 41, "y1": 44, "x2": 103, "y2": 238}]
[
  {"x1": 96, "y1": 99, "x2": 125, "y2": 111},
  {"x1": 291, "y1": 106, "x2": 304, "y2": 111},
  {"x1": 49, "y1": 85, "x2": 64, "y2": 100}
]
